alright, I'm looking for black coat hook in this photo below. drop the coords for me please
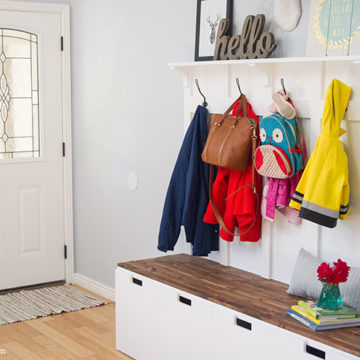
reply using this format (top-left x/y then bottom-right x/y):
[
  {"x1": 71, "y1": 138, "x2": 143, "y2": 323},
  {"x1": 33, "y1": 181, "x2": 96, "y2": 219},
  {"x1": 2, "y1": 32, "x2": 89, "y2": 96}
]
[
  {"x1": 236, "y1": 78, "x2": 242, "y2": 95},
  {"x1": 195, "y1": 79, "x2": 208, "y2": 108},
  {"x1": 280, "y1": 78, "x2": 286, "y2": 94}
]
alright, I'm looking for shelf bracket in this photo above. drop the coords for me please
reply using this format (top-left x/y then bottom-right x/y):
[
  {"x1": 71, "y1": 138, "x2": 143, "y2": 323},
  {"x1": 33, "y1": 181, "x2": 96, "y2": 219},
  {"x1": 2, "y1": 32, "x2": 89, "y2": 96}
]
[
  {"x1": 264, "y1": 63, "x2": 273, "y2": 89},
  {"x1": 180, "y1": 68, "x2": 192, "y2": 89}
]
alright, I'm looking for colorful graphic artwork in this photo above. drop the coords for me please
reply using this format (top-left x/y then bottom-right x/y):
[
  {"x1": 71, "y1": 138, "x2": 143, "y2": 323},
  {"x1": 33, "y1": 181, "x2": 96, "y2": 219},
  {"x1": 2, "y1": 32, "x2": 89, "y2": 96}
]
[{"x1": 307, "y1": 0, "x2": 360, "y2": 55}]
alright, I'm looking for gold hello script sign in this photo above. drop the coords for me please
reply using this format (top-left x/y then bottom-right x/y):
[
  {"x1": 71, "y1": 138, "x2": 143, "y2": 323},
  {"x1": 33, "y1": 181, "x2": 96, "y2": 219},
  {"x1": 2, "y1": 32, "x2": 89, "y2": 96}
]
[{"x1": 214, "y1": 15, "x2": 277, "y2": 60}]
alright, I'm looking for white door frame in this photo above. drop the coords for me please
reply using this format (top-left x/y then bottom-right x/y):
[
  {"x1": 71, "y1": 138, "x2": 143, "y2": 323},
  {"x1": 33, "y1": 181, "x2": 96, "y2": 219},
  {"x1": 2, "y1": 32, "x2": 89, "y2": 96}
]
[{"x1": 0, "y1": 1, "x2": 73, "y2": 283}]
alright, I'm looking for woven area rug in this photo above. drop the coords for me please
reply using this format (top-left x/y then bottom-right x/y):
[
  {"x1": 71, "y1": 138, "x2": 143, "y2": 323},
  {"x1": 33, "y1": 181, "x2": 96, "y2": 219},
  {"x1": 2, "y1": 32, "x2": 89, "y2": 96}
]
[{"x1": 0, "y1": 284, "x2": 106, "y2": 325}]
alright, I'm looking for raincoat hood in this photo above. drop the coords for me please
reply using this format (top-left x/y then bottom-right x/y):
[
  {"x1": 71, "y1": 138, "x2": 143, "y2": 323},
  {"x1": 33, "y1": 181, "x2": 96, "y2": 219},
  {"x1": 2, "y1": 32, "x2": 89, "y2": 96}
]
[{"x1": 322, "y1": 79, "x2": 351, "y2": 138}]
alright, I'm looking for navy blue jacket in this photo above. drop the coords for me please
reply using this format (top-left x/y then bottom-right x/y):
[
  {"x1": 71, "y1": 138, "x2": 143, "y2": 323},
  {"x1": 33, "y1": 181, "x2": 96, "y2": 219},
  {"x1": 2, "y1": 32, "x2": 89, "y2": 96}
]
[{"x1": 158, "y1": 106, "x2": 219, "y2": 256}]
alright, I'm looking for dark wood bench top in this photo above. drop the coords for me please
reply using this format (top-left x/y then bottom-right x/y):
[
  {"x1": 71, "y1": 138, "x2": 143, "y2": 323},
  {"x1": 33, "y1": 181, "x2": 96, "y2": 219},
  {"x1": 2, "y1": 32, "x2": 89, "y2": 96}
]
[{"x1": 118, "y1": 254, "x2": 360, "y2": 357}]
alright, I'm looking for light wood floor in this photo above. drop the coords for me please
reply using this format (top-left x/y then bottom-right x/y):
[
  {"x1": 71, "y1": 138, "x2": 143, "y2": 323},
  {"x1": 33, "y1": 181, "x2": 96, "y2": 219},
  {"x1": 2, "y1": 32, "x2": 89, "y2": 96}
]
[{"x1": 0, "y1": 285, "x2": 132, "y2": 359}]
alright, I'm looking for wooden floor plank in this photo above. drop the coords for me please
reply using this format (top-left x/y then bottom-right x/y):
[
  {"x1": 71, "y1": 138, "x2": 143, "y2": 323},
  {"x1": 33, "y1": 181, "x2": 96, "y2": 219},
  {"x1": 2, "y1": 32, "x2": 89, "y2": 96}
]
[
  {"x1": 33, "y1": 335, "x2": 81, "y2": 360},
  {"x1": 2, "y1": 341, "x2": 42, "y2": 360},
  {"x1": 27, "y1": 320, "x2": 93, "y2": 358}
]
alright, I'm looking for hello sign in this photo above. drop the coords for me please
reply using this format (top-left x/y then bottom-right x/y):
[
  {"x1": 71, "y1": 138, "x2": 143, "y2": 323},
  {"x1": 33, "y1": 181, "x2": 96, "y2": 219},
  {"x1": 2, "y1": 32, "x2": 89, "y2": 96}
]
[{"x1": 214, "y1": 15, "x2": 277, "y2": 60}]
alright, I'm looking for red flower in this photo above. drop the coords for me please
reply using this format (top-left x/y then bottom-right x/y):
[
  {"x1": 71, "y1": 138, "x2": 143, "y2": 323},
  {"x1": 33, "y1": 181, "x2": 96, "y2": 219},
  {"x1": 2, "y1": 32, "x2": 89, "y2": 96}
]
[
  {"x1": 317, "y1": 262, "x2": 334, "y2": 283},
  {"x1": 333, "y1": 259, "x2": 350, "y2": 284},
  {"x1": 317, "y1": 259, "x2": 350, "y2": 284}
]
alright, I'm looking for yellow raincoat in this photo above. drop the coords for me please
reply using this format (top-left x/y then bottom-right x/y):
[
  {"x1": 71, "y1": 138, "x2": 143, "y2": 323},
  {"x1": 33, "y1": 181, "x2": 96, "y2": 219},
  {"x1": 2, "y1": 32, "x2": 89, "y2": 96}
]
[{"x1": 289, "y1": 79, "x2": 351, "y2": 228}]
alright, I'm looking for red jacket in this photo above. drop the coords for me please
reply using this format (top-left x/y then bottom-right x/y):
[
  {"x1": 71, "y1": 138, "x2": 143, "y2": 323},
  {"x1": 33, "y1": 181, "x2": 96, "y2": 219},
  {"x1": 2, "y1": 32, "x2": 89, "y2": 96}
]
[{"x1": 203, "y1": 101, "x2": 262, "y2": 242}]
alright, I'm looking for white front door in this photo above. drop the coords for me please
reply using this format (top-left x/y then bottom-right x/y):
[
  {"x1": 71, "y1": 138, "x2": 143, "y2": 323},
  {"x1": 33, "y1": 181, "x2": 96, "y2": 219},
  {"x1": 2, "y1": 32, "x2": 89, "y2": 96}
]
[{"x1": 0, "y1": 9, "x2": 66, "y2": 289}]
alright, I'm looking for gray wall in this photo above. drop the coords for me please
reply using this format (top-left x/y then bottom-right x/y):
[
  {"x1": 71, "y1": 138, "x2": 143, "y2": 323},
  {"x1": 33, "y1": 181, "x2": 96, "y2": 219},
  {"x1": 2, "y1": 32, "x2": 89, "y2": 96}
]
[{"x1": 71, "y1": 0, "x2": 195, "y2": 287}]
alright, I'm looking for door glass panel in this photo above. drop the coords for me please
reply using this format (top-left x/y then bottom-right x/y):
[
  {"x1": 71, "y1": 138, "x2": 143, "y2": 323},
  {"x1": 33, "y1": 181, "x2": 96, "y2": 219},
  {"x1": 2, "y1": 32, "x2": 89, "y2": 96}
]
[{"x1": 0, "y1": 28, "x2": 39, "y2": 159}]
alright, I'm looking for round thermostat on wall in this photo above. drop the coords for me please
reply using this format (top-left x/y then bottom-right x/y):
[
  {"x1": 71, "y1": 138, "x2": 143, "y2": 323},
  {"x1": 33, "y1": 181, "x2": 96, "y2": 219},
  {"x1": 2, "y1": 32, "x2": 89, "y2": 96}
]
[{"x1": 127, "y1": 172, "x2": 138, "y2": 191}]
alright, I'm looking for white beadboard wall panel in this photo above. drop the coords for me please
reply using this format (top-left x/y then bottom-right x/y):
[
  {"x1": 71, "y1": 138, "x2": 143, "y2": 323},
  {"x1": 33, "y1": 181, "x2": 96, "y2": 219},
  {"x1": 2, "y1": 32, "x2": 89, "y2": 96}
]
[
  {"x1": 271, "y1": 214, "x2": 319, "y2": 283},
  {"x1": 171, "y1": 58, "x2": 360, "y2": 284},
  {"x1": 324, "y1": 62, "x2": 360, "y2": 94},
  {"x1": 226, "y1": 234, "x2": 270, "y2": 277},
  {"x1": 320, "y1": 220, "x2": 360, "y2": 267},
  {"x1": 346, "y1": 120, "x2": 360, "y2": 217}
]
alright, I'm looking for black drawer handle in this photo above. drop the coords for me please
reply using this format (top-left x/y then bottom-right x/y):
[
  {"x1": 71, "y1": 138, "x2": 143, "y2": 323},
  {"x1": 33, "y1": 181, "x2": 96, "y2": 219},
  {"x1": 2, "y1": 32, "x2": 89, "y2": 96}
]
[
  {"x1": 306, "y1": 345, "x2": 326, "y2": 359},
  {"x1": 179, "y1": 295, "x2": 192, "y2": 306},
  {"x1": 132, "y1": 277, "x2": 142, "y2": 286},
  {"x1": 236, "y1": 317, "x2": 252, "y2": 331}
]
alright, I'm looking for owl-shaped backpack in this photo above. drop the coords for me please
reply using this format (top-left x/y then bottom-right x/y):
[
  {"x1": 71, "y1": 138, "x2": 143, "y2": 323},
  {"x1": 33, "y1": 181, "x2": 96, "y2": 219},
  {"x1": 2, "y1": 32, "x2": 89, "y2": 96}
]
[{"x1": 254, "y1": 113, "x2": 303, "y2": 178}]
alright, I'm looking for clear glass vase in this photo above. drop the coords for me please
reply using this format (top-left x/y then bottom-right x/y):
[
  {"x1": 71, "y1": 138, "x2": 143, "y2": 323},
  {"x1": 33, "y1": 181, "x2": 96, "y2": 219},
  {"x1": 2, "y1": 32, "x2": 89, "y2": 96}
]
[{"x1": 317, "y1": 282, "x2": 343, "y2": 310}]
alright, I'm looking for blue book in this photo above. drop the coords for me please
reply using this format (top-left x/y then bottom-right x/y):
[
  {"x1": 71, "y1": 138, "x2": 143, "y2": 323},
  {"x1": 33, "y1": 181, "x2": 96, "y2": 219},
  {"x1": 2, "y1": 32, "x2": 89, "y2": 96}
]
[
  {"x1": 287, "y1": 309, "x2": 318, "y2": 331},
  {"x1": 286, "y1": 309, "x2": 360, "y2": 331}
]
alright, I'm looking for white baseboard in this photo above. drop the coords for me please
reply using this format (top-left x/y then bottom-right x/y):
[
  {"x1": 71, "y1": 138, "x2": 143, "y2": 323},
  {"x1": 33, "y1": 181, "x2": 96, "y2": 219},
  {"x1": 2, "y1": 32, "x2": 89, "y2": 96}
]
[{"x1": 73, "y1": 273, "x2": 115, "y2": 301}]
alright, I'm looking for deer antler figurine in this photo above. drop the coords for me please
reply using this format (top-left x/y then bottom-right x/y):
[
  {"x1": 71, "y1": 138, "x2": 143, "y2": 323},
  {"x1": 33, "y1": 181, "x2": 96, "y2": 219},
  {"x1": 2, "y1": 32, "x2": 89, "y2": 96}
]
[{"x1": 207, "y1": 14, "x2": 221, "y2": 44}]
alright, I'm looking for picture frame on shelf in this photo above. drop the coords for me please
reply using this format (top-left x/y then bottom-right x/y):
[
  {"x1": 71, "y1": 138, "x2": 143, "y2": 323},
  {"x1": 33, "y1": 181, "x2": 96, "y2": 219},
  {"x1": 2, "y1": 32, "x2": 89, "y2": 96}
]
[{"x1": 195, "y1": 0, "x2": 233, "y2": 61}]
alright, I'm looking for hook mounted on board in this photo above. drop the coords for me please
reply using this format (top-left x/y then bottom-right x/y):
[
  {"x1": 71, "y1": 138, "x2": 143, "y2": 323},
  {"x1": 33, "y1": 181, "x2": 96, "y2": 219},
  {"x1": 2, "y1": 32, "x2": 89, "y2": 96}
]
[
  {"x1": 194, "y1": 79, "x2": 208, "y2": 108},
  {"x1": 236, "y1": 78, "x2": 243, "y2": 95}
]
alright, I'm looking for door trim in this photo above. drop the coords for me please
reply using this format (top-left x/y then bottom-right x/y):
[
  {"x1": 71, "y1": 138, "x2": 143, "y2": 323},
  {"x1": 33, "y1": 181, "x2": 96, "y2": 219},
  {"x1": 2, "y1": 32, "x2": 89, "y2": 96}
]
[{"x1": 0, "y1": 1, "x2": 74, "y2": 283}]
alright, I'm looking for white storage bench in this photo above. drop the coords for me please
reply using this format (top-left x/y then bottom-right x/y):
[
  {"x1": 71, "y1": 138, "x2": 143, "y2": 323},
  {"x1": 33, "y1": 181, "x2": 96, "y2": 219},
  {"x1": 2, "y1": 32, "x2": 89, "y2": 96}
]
[{"x1": 116, "y1": 254, "x2": 360, "y2": 360}]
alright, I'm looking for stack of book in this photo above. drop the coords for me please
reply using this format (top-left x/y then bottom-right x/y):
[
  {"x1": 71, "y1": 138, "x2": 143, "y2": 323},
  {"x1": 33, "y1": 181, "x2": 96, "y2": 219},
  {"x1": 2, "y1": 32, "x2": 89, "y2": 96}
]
[{"x1": 286, "y1": 300, "x2": 360, "y2": 331}]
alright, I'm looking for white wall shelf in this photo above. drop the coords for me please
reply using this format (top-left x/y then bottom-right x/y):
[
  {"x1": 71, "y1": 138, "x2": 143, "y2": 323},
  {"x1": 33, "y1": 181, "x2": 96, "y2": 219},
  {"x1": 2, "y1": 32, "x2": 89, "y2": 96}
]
[{"x1": 169, "y1": 55, "x2": 360, "y2": 70}]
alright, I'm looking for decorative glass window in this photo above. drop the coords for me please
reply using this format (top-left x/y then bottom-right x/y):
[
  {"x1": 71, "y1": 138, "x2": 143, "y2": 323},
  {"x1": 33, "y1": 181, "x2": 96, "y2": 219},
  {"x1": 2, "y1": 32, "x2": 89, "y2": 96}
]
[{"x1": 0, "y1": 29, "x2": 39, "y2": 159}]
